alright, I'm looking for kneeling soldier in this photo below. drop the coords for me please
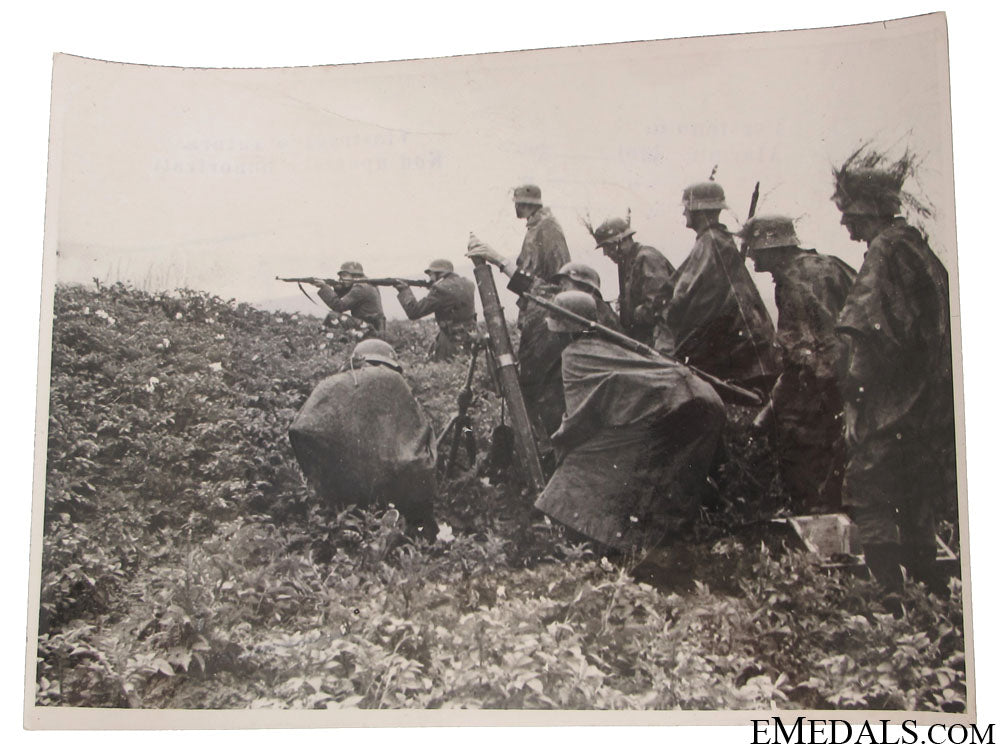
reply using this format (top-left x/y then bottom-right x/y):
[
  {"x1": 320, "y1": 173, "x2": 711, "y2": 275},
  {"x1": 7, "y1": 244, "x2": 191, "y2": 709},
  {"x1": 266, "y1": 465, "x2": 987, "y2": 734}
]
[
  {"x1": 535, "y1": 291, "x2": 725, "y2": 555},
  {"x1": 288, "y1": 339, "x2": 439, "y2": 540},
  {"x1": 395, "y1": 259, "x2": 477, "y2": 361}
]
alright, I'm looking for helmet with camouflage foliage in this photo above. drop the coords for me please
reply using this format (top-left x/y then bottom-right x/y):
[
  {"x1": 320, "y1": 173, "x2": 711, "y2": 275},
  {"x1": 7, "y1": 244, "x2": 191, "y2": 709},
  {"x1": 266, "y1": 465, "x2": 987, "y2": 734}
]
[
  {"x1": 424, "y1": 258, "x2": 454, "y2": 274},
  {"x1": 740, "y1": 215, "x2": 801, "y2": 256},
  {"x1": 339, "y1": 261, "x2": 365, "y2": 277},
  {"x1": 552, "y1": 262, "x2": 602, "y2": 295},
  {"x1": 512, "y1": 184, "x2": 543, "y2": 205},
  {"x1": 545, "y1": 290, "x2": 597, "y2": 333},
  {"x1": 832, "y1": 168, "x2": 903, "y2": 217},
  {"x1": 682, "y1": 181, "x2": 728, "y2": 211},
  {"x1": 592, "y1": 217, "x2": 637, "y2": 249},
  {"x1": 351, "y1": 339, "x2": 401, "y2": 371}
]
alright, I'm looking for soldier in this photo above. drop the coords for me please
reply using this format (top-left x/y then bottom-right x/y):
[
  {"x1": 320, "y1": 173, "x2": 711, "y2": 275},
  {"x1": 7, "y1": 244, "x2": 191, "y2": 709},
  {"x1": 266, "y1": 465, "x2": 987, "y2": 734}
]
[
  {"x1": 288, "y1": 339, "x2": 438, "y2": 540},
  {"x1": 551, "y1": 262, "x2": 624, "y2": 332},
  {"x1": 467, "y1": 184, "x2": 572, "y2": 448},
  {"x1": 655, "y1": 182, "x2": 777, "y2": 387},
  {"x1": 307, "y1": 261, "x2": 386, "y2": 334},
  {"x1": 535, "y1": 291, "x2": 725, "y2": 554},
  {"x1": 592, "y1": 217, "x2": 675, "y2": 345},
  {"x1": 394, "y1": 259, "x2": 477, "y2": 361},
  {"x1": 742, "y1": 215, "x2": 857, "y2": 513},
  {"x1": 509, "y1": 183, "x2": 571, "y2": 286},
  {"x1": 831, "y1": 153, "x2": 956, "y2": 605}
]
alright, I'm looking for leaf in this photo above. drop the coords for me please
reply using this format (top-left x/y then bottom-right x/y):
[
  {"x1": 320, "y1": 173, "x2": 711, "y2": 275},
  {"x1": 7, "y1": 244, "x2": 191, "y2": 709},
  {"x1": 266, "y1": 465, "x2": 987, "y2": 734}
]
[{"x1": 152, "y1": 658, "x2": 175, "y2": 676}]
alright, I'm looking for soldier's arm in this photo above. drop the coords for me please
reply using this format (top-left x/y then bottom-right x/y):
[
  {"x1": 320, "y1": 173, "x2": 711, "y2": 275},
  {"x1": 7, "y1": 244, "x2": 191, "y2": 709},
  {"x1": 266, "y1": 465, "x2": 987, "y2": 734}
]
[
  {"x1": 398, "y1": 284, "x2": 447, "y2": 320},
  {"x1": 467, "y1": 236, "x2": 518, "y2": 278},
  {"x1": 317, "y1": 283, "x2": 357, "y2": 312},
  {"x1": 635, "y1": 251, "x2": 676, "y2": 324}
]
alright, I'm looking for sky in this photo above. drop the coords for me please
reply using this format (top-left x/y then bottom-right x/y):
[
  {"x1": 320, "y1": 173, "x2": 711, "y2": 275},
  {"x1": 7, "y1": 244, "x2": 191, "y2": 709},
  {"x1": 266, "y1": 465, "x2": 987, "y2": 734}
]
[{"x1": 47, "y1": 14, "x2": 954, "y2": 321}]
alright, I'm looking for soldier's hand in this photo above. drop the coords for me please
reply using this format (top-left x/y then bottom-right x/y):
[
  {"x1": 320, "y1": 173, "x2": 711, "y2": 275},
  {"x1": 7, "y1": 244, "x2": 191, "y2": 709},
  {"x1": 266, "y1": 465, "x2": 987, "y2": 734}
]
[
  {"x1": 466, "y1": 235, "x2": 504, "y2": 266},
  {"x1": 393, "y1": 279, "x2": 410, "y2": 291}
]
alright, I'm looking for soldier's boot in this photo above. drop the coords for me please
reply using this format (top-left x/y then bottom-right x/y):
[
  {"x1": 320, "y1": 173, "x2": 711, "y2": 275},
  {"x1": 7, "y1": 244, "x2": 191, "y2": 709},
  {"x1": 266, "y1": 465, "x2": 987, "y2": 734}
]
[
  {"x1": 903, "y1": 543, "x2": 949, "y2": 598},
  {"x1": 863, "y1": 542, "x2": 905, "y2": 618}
]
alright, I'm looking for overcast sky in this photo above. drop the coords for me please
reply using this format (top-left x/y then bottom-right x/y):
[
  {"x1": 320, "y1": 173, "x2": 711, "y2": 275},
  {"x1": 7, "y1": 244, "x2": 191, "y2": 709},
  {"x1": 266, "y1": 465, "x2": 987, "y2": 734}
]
[{"x1": 47, "y1": 14, "x2": 954, "y2": 320}]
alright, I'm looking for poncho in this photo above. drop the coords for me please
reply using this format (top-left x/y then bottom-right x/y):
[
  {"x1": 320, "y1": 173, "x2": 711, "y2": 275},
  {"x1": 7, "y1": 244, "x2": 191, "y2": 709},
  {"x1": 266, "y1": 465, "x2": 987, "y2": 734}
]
[
  {"x1": 656, "y1": 224, "x2": 776, "y2": 385},
  {"x1": 535, "y1": 336, "x2": 724, "y2": 551},
  {"x1": 288, "y1": 366, "x2": 437, "y2": 528}
]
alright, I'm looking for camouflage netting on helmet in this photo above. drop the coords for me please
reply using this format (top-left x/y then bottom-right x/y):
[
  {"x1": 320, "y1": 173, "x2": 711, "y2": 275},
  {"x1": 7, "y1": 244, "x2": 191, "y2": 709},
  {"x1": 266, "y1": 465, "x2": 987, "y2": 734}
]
[
  {"x1": 831, "y1": 144, "x2": 933, "y2": 220},
  {"x1": 288, "y1": 366, "x2": 437, "y2": 527}
]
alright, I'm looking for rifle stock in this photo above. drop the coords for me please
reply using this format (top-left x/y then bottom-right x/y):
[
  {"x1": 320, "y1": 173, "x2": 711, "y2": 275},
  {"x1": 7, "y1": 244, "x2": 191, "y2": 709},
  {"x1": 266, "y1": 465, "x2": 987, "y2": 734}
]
[{"x1": 521, "y1": 292, "x2": 763, "y2": 407}]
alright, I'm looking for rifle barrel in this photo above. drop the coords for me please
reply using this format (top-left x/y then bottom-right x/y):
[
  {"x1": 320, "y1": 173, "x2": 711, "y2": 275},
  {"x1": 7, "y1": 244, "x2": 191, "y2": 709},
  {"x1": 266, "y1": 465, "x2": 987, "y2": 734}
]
[
  {"x1": 522, "y1": 292, "x2": 762, "y2": 406},
  {"x1": 361, "y1": 277, "x2": 433, "y2": 288}
]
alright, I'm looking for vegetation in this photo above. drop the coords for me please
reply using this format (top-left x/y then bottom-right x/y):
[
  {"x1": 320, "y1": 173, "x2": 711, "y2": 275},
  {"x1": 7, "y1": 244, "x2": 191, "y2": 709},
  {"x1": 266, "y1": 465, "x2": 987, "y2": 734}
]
[{"x1": 34, "y1": 282, "x2": 966, "y2": 712}]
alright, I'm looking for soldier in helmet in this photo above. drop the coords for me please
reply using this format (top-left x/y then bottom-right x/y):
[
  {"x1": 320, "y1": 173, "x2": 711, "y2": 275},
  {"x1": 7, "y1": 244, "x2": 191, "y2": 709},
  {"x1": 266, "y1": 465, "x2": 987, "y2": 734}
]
[
  {"x1": 592, "y1": 217, "x2": 675, "y2": 346},
  {"x1": 508, "y1": 183, "x2": 572, "y2": 286},
  {"x1": 394, "y1": 259, "x2": 477, "y2": 361},
  {"x1": 654, "y1": 181, "x2": 776, "y2": 387},
  {"x1": 535, "y1": 291, "x2": 725, "y2": 555},
  {"x1": 466, "y1": 185, "x2": 572, "y2": 449},
  {"x1": 306, "y1": 261, "x2": 386, "y2": 334},
  {"x1": 551, "y1": 262, "x2": 623, "y2": 332},
  {"x1": 831, "y1": 151, "x2": 956, "y2": 606},
  {"x1": 741, "y1": 215, "x2": 857, "y2": 513},
  {"x1": 288, "y1": 339, "x2": 438, "y2": 540}
]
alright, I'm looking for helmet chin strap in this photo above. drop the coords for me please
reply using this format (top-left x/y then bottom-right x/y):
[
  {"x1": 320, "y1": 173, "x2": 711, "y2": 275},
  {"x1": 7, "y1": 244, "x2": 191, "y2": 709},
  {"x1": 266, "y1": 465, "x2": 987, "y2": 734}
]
[{"x1": 349, "y1": 356, "x2": 359, "y2": 386}]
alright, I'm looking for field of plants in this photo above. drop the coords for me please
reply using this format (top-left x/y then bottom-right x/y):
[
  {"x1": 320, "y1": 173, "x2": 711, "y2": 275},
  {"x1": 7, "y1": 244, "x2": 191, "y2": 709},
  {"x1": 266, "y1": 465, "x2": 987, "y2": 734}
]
[{"x1": 33, "y1": 282, "x2": 967, "y2": 712}]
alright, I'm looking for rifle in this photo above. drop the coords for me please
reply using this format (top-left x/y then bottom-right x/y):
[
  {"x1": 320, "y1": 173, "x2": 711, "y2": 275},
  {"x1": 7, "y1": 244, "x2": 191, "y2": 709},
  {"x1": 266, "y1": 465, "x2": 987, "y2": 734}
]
[
  {"x1": 351, "y1": 277, "x2": 432, "y2": 288},
  {"x1": 276, "y1": 275, "x2": 431, "y2": 288},
  {"x1": 740, "y1": 181, "x2": 760, "y2": 259},
  {"x1": 276, "y1": 275, "x2": 432, "y2": 304},
  {"x1": 436, "y1": 341, "x2": 481, "y2": 477},
  {"x1": 521, "y1": 292, "x2": 763, "y2": 407}
]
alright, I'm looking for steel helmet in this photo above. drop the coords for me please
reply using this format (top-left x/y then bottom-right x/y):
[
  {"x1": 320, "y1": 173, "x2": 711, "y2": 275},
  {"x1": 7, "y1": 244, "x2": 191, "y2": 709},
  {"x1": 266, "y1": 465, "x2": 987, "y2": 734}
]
[
  {"x1": 351, "y1": 339, "x2": 401, "y2": 371},
  {"x1": 512, "y1": 184, "x2": 543, "y2": 205},
  {"x1": 832, "y1": 168, "x2": 902, "y2": 217},
  {"x1": 739, "y1": 215, "x2": 801, "y2": 255},
  {"x1": 424, "y1": 258, "x2": 454, "y2": 274},
  {"x1": 338, "y1": 261, "x2": 365, "y2": 277},
  {"x1": 593, "y1": 217, "x2": 636, "y2": 248},
  {"x1": 552, "y1": 262, "x2": 602, "y2": 295},
  {"x1": 682, "y1": 181, "x2": 728, "y2": 211},
  {"x1": 545, "y1": 290, "x2": 597, "y2": 333}
]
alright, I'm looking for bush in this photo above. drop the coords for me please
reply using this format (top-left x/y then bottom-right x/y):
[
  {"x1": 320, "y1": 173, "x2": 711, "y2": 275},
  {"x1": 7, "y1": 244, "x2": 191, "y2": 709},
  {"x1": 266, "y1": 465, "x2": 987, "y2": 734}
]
[{"x1": 35, "y1": 282, "x2": 966, "y2": 711}]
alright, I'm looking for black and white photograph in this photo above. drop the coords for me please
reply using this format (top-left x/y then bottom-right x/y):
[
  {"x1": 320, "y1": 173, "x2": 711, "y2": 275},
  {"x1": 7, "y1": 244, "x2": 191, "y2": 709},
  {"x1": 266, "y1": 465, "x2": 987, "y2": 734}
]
[{"x1": 21, "y1": 7, "x2": 979, "y2": 731}]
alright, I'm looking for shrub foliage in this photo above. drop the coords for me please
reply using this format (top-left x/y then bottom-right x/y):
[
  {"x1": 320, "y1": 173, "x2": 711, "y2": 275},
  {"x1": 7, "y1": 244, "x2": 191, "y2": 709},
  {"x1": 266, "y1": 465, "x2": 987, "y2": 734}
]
[{"x1": 35, "y1": 282, "x2": 966, "y2": 712}]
